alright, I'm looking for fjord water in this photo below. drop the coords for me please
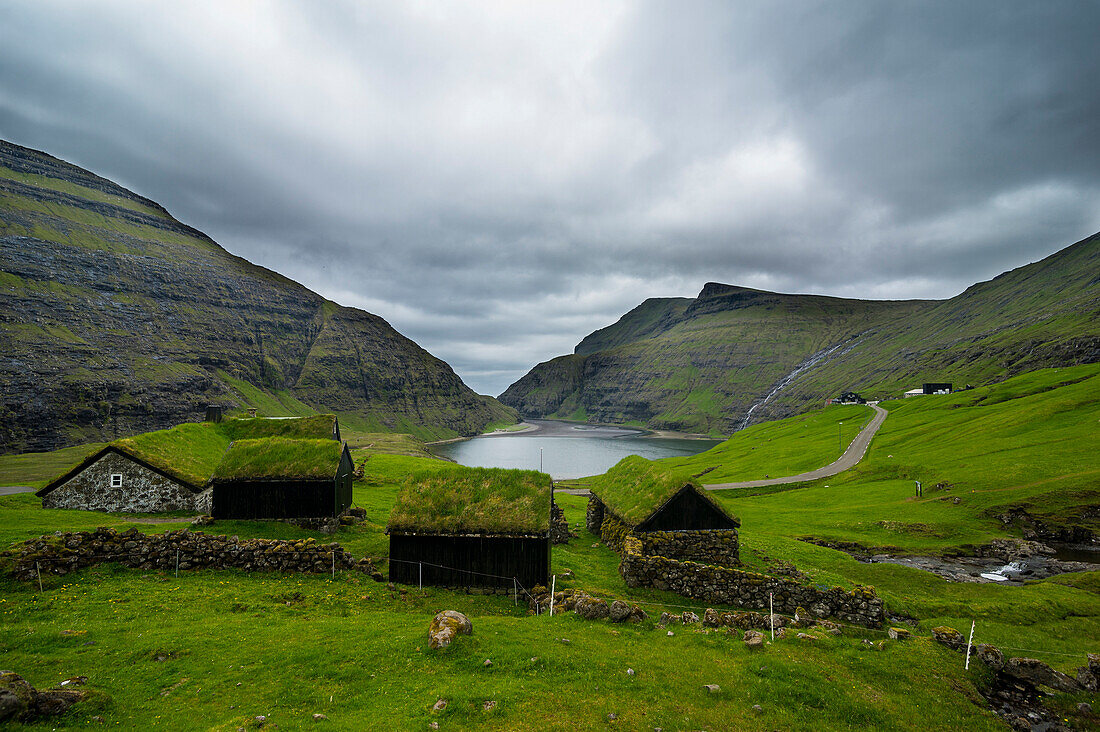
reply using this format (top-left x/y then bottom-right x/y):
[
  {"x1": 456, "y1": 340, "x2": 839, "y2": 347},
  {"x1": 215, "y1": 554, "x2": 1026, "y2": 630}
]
[{"x1": 432, "y1": 419, "x2": 721, "y2": 479}]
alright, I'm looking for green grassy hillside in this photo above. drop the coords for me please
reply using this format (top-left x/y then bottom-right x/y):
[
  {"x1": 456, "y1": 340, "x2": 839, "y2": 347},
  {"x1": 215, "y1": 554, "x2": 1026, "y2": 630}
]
[
  {"x1": 0, "y1": 140, "x2": 516, "y2": 453},
  {"x1": 501, "y1": 235, "x2": 1099, "y2": 435},
  {"x1": 1, "y1": 368, "x2": 1097, "y2": 728}
]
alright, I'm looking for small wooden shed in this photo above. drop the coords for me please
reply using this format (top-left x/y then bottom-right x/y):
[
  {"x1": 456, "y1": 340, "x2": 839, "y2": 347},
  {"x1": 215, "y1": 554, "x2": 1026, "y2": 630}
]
[
  {"x1": 386, "y1": 467, "x2": 552, "y2": 590},
  {"x1": 587, "y1": 455, "x2": 739, "y2": 533},
  {"x1": 211, "y1": 438, "x2": 353, "y2": 519},
  {"x1": 586, "y1": 456, "x2": 740, "y2": 565}
]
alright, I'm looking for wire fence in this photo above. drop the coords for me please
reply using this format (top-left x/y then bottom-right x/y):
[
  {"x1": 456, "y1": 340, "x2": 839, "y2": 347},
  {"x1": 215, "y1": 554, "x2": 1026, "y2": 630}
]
[{"x1": 12, "y1": 551, "x2": 1095, "y2": 665}]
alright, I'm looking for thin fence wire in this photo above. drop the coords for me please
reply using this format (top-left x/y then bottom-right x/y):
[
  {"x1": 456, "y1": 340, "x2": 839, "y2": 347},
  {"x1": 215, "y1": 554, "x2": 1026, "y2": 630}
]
[{"x1": 13, "y1": 552, "x2": 1095, "y2": 661}]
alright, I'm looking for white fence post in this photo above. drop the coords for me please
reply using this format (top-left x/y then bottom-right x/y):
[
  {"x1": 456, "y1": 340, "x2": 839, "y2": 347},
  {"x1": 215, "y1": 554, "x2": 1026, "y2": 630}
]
[
  {"x1": 964, "y1": 620, "x2": 976, "y2": 670},
  {"x1": 419, "y1": 562, "x2": 422, "y2": 591},
  {"x1": 769, "y1": 592, "x2": 774, "y2": 640},
  {"x1": 175, "y1": 549, "x2": 180, "y2": 578},
  {"x1": 36, "y1": 561, "x2": 43, "y2": 593},
  {"x1": 550, "y1": 575, "x2": 556, "y2": 616}
]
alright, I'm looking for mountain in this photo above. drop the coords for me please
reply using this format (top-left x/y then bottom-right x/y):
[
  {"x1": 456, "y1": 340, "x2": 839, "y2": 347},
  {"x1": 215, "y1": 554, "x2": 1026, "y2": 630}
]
[
  {"x1": 500, "y1": 234, "x2": 1100, "y2": 434},
  {"x1": 0, "y1": 140, "x2": 515, "y2": 453}
]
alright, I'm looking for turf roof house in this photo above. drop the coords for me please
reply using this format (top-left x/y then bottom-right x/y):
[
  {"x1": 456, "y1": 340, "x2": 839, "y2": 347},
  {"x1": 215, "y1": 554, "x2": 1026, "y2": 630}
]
[
  {"x1": 211, "y1": 438, "x2": 353, "y2": 519},
  {"x1": 586, "y1": 456, "x2": 741, "y2": 566},
  {"x1": 37, "y1": 415, "x2": 345, "y2": 515},
  {"x1": 387, "y1": 467, "x2": 552, "y2": 590}
]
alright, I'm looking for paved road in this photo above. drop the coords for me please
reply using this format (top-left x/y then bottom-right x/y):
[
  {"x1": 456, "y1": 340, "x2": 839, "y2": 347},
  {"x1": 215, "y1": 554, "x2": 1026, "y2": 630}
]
[
  {"x1": 0, "y1": 486, "x2": 35, "y2": 496},
  {"x1": 703, "y1": 403, "x2": 888, "y2": 491},
  {"x1": 553, "y1": 403, "x2": 888, "y2": 496}
]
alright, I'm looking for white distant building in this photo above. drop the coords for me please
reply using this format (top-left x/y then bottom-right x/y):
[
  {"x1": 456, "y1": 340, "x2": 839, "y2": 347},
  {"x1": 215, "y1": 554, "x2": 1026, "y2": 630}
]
[{"x1": 904, "y1": 388, "x2": 925, "y2": 398}]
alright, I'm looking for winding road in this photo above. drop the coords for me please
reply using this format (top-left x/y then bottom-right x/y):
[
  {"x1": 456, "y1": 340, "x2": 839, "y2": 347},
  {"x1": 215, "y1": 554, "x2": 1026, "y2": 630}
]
[
  {"x1": 703, "y1": 402, "x2": 888, "y2": 491},
  {"x1": 554, "y1": 403, "x2": 888, "y2": 495}
]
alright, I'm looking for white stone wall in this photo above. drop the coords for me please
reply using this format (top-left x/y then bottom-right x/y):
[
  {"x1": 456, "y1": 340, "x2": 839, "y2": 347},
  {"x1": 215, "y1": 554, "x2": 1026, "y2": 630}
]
[{"x1": 43, "y1": 451, "x2": 201, "y2": 513}]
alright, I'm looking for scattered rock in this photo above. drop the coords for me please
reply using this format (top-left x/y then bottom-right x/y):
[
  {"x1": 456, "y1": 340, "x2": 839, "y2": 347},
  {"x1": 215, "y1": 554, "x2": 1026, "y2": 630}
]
[
  {"x1": 574, "y1": 596, "x2": 610, "y2": 620},
  {"x1": 861, "y1": 639, "x2": 875, "y2": 648},
  {"x1": 796, "y1": 633, "x2": 815, "y2": 641},
  {"x1": 1077, "y1": 702, "x2": 1092, "y2": 715},
  {"x1": 559, "y1": 638, "x2": 571, "y2": 645},
  {"x1": 818, "y1": 620, "x2": 841, "y2": 636},
  {"x1": 774, "y1": 627, "x2": 786, "y2": 639},
  {"x1": 658, "y1": 612, "x2": 672, "y2": 626},
  {"x1": 931, "y1": 626, "x2": 966, "y2": 651},
  {"x1": 429, "y1": 722, "x2": 439, "y2": 730},
  {"x1": 482, "y1": 700, "x2": 497, "y2": 711},
  {"x1": 681, "y1": 611, "x2": 699, "y2": 625},
  {"x1": 667, "y1": 631, "x2": 674, "y2": 637},
  {"x1": 0, "y1": 671, "x2": 36, "y2": 722},
  {"x1": 743, "y1": 630, "x2": 765, "y2": 649},
  {"x1": 431, "y1": 699, "x2": 447, "y2": 713},
  {"x1": 609, "y1": 600, "x2": 633, "y2": 622},
  {"x1": 703, "y1": 684, "x2": 721, "y2": 694},
  {"x1": 427, "y1": 611, "x2": 473, "y2": 650},
  {"x1": 1077, "y1": 666, "x2": 1098, "y2": 692},
  {"x1": 1004, "y1": 657, "x2": 1081, "y2": 693},
  {"x1": 888, "y1": 627, "x2": 910, "y2": 641},
  {"x1": 312, "y1": 713, "x2": 328, "y2": 721},
  {"x1": 626, "y1": 668, "x2": 635, "y2": 676},
  {"x1": 561, "y1": 568, "x2": 575, "y2": 579},
  {"x1": 607, "y1": 712, "x2": 618, "y2": 720},
  {"x1": 483, "y1": 659, "x2": 493, "y2": 668},
  {"x1": 34, "y1": 689, "x2": 86, "y2": 718},
  {"x1": 974, "y1": 644, "x2": 1004, "y2": 671},
  {"x1": 752, "y1": 705, "x2": 762, "y2": 712}
]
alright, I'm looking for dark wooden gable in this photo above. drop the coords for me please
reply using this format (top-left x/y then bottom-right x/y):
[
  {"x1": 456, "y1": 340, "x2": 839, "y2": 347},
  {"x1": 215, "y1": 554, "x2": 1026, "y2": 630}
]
[{"x1": 634, "y1": 485, "x2": 740, "y2": 532}]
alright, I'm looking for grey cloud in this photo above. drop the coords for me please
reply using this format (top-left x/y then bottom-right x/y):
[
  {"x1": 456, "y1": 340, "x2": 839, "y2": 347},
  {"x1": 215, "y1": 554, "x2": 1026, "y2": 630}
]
[{"x1": 1, "y1": 1, "x2": 1097, "y2": 396}]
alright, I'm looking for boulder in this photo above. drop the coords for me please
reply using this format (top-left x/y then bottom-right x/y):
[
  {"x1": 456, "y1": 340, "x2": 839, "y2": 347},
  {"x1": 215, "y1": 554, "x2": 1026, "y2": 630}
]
[
  {"x1": 702, "y1": 608, "x2": 721, "y2": 627},
  {"x1": 658, "y1": 612, "x2": 673, "y2": 626},
  {"x1": 34, "y1": 689, "x2": 86, "y2": 717},
  {"x1": 427, "y1": 611, "x2": 473, "y2": 650},
  {"x1": 818, "y1": 620, "x2": 841, "y2": 636},
  {"x1": 703, "y1": 684, "x2": 721, "y2": 694},
  {"x1": 575, "y1": 596, "x2": 610, "y2": 620},
  {"x1": 743, "y1": 630, "x2": 765, "y2": 649},
  {"x1": 1089, "y1": 653, "x2": 1100, "y2": 673},
  {"x1": 628, "y1": 606, "x2": 648, "y2": 623},
  {"x1": 1004, "y1": 657, "x2": 1081, "y2": 693},
  {"x1": 888, "y1": 628, "x2": 910, "y2": 641},
  {"x1": 681, "y1": 611, "x2": 699, "y2": 625},
  {"x1": 608, "y1": 600, "x2": 632, "y2": 623},
  {"x1": 0, "y1": 671, "x2": 36, "y2": 722},
  {"x1": 1076, "y1": 667, "x2": 1097, "y2": 692},
  {"x1": 931, "y1": 626, "x2": 965, "y2": 651},
  {"x1": 974, "y1": 644, "x2": 1004, "y2": 671}
]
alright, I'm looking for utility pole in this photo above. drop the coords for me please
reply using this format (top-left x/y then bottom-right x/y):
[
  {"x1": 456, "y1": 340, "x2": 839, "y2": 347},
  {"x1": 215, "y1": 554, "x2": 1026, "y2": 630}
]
[
  {"x1": 838, "y1": 422, "x2": 843, "y2": 453},
  {"x1": 540, "y1": 447, "x2": 544, "y2": 473}
]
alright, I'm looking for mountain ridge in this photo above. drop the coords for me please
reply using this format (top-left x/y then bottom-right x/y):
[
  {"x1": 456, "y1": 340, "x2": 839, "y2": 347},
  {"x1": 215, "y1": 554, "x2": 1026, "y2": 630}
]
[
  {"x1": 0, "y1": 139, "x2": 515, "y2": 452},
  {"x1": 501, "y1": 233, "x2": 1100, "y2": 434}
]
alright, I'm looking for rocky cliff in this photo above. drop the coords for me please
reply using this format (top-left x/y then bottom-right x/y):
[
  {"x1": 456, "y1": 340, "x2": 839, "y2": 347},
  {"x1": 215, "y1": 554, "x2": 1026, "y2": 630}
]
[
  {"x1": 500, "y1": 233, "x2": 1100, "y2": 435},
  {"x1": 0, "y1": 140, "x2": 515, "y2": 452}
]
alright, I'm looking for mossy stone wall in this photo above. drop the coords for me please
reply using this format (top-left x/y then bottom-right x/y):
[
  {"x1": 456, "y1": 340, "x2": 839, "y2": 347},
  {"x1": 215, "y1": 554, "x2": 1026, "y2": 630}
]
[{"x1": 619, "y1": 536, "x2": 883, "y2": 627}]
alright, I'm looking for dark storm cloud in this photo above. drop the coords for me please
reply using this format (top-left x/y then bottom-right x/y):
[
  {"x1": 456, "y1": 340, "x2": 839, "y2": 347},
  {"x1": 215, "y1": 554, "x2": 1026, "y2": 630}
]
[{"x1": 1, "y1": 1, "x2": 1097, "y2": 395}]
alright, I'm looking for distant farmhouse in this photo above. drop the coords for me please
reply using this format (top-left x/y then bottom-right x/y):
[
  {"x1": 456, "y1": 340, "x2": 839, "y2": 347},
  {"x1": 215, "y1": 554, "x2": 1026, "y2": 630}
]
[
  {"x1": 586, "y1": 456, "x2": 741, "y2": 566},
  {"x1": 38, "y1": 414, "x2": 348, "y2": 518},
  {"x1": 827, "y1": 391, "x2": 866, "y2": 405},
  {"x1": 387, "y1": 466, "x2": 552, "y2": 590},
  {"x1": 905, "y1": 382, "x2": 953, "y2": 397}
]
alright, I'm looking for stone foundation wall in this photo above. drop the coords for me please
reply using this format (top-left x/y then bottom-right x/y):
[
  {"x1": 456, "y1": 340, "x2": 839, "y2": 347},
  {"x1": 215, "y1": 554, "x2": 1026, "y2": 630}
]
[
  {"x1": 620, "y1": 536, "x2": 883, "y2": 627},
  {"x1": 43, "y1": 452, "x2": 203, "y2": 513},
  {"x1": 640, "y1": 529, "x2": 740, "y2": 566},
  {"x1": 585, "y1": 495, "x2": 604, "y2": 535},
  {"x1": 2, "y1": 527, "x2": 368, "y2": 580},
  {"x1": 550, "y1": 501, "x2": 576, "y2": 545},
  {"x1": 599, "y1": 512, "x2": 631, "y2": 551}
]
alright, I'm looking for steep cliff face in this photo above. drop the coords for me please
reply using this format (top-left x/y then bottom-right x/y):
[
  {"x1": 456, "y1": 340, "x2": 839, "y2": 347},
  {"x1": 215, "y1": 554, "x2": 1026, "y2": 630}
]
[
  {"x1": 500, "y1": 233, "x2": 1100, "y2": 435},
  {"x1": 501, "y1": 286, "x2": 929, "y2": 433},
  {"x1": 0, "y1": 140, "x2": 514, "y2": 452}
]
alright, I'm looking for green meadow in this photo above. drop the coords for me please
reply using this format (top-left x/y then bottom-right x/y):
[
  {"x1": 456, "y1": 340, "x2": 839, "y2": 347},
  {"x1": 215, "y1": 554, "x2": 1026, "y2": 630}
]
[{"x1": 0, "y1": 366, "x2": 1098, "y2": 728}]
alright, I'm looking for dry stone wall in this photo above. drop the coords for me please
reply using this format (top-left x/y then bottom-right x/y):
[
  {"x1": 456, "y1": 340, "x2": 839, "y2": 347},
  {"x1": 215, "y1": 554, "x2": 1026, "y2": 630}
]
[
  {"x1": 1, "y1": 527, "x2": 366, "y2": 580},
  {"x1": 42, "y1": 452, "x2": 208, "y2": 513},
  {"x1": 620, "y1": 536, "x2": 883, "y2": 627},
  {"x1": 640, "y1": 529, "x2": 740, "y2": 566}
]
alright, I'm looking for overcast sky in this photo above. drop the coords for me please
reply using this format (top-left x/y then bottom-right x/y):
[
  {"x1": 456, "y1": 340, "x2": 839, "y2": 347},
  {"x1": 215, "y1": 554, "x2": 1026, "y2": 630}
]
[{"x1": 2, "y1": 1, "x2": 1098, "y2": 395}]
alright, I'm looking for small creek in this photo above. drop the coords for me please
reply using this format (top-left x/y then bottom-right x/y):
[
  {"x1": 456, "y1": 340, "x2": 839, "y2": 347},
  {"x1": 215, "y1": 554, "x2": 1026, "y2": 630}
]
[
  {"x1": 860, "y1": 546, "x2": 1100, "y2": 584},
  {"x1": 431, "y1": 419, "x2": 720, "y2": 480}
]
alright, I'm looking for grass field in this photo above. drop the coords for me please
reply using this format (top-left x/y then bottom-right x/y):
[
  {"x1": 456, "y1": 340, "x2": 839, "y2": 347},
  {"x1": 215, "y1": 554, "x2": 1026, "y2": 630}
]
[{"x1": 1, "y1": 367, "x2": 1098, "y2": 728}]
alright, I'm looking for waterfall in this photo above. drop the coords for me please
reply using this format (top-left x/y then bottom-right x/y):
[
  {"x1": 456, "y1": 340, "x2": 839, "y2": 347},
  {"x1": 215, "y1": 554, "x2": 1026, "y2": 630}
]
[{"x1": 736, "y1": 342, "x2": 846, "y2": 431}]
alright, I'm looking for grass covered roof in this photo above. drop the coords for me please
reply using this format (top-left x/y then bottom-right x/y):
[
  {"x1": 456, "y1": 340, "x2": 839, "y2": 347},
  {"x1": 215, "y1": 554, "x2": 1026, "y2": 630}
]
[
  {"x1": 112, "y1": 422, "x2": 231, "y2": 488},
  {"x1": 220, "y1": 414, "x2": 339, "y2": 441},
  {"x1": 211, "y1": 438, "x2": 346, "y2": 481},
  {"x1": 589, "y1": 455, "x2": 727, "y2": 527},
  {"x1": 387, "y1": 466, "x2": 552, "y2": 536}
]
